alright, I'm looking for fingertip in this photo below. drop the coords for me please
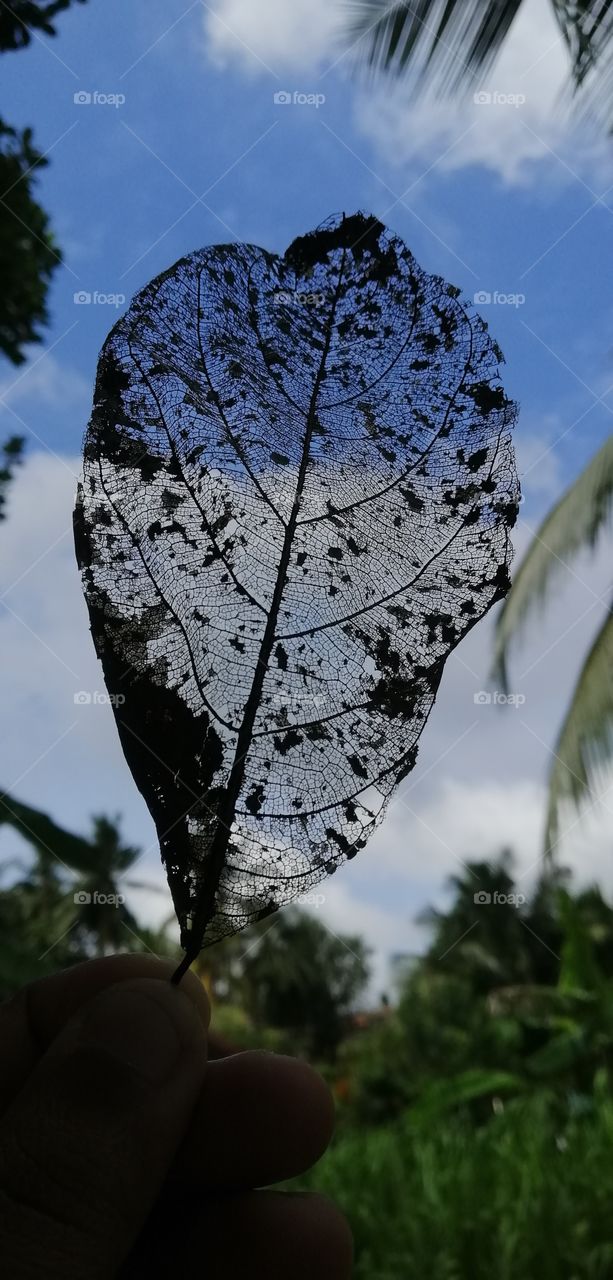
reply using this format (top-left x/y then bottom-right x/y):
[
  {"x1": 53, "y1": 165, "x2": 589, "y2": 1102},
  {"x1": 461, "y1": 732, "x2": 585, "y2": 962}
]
[
  {"x1": 172, "y1": 1049, "x2": 336, "y2": 1190},
  {"x1": 268, "y1": 1053, "x2": 336, "y2": 1160}
]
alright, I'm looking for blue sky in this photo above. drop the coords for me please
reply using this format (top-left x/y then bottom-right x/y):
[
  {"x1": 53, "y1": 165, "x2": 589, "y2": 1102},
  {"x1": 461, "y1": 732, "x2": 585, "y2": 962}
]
[
  {"x1": 2, "y1": 0, "x2": 613, "y2": 990},
  {"x1": 2, "y1": 0, "x2": 612, "y2": 482}
]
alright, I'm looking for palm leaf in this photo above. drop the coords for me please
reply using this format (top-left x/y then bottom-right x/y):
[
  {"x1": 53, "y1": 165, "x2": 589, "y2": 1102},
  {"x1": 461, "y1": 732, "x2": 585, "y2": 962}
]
[
  {"x1": 545, "y1": 605, "x2": 613, "y2": 854},
  {"x1": 345, "y1": 0, "x2": 524, "y2": 94},
  {"x1": 0, "y1": 792, "x2": 99, "y2": 873},
  {"x1": 555, "y1": 1, "x2": 613, "y2": 86},
  {"x1": 554, "y1": 1, "x2": 613, "y2": 128},
  {"x1": 345, "y1": 0, "x2": 613, "y2": 125},
  {"x1": 493, "y1": 434, "x2": 613, "y2": 690}
]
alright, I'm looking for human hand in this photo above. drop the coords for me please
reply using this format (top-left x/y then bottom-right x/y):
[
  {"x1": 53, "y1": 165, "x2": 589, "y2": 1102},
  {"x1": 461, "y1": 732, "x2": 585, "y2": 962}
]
[{"x1": 0, "y1": 954, "x2": 352, "y2": 1278}]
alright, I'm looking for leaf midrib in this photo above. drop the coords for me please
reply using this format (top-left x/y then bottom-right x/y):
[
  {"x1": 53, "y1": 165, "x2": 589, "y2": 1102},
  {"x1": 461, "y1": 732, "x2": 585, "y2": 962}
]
[{"x1": 184, "y1": 241, "x2": 349, "y2": 956}]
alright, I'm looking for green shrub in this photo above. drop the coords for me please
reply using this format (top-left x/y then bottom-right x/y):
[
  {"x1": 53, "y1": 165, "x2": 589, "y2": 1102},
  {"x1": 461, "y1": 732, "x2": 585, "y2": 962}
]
[{"x1": 300, "y1": 1091, "x2": 613, "y2": 1279}]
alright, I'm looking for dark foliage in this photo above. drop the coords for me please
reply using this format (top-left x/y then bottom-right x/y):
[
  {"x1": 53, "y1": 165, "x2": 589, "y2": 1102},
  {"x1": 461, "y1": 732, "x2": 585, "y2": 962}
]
[
  {"x1": 0, "y1": 121, "x2": 60, "y2": 365},
  {"x1": 233, "y1": 909, "x2": 369, "y2": 1058},
  {"x1": 0, "y1": 436, "x2": 24, "y2": 520},
  {"x1": 0, "y1": 3, "x2": 88, "y2": 365},
  {"x1": 0, "y1": 0, "x2": 86, "y2": 51},
  {"x1": 75, "y1": 212, "x2": 519, "y2": 962},
  {"x1": 0, "y1": 798, "x2": 170, "y2": 996}
]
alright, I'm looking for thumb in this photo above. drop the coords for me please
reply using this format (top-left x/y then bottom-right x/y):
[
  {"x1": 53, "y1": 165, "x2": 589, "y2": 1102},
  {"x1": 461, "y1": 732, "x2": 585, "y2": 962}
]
[{"x1": 0, "y1": 977, "x2": 208, "y2": 1279}]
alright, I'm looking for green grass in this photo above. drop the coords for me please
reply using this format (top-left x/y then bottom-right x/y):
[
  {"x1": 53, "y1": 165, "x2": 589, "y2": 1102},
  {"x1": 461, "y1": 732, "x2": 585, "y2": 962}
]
[{"x1": 300, "y1": 1093, "x2": 613, "y2": 1279}]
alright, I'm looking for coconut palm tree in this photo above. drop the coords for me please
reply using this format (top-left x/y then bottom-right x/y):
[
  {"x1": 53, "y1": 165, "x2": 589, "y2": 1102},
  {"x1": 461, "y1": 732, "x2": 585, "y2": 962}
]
[
  {"x1": 492, "y1": 440, "x2": 613, "y2": 852},
  {"x1": 69, "y1": 813, "x2": 159, "y2": 957},
  {"x1": 0, "y1": 793, "x2": 172, "y2": 983},
  {"x1": 346, "y1": 2, "x2": 613, "y2": 126}
]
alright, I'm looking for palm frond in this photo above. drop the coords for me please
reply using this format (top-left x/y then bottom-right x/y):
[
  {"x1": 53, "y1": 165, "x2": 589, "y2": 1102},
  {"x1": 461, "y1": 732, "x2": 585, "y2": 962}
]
[
  {"x1": 120, "y1": 878, "x2": 166, "y2": 894},
  {"x1": 493, "y1": 434, "x2": 613, "y2": 689},
  {"x1": 554, "y1": 0, "x2": 613, "y2": 89},
  {"x1": 345, "y1": 0, "x2": 613, "y2": 127},
  {"x1": 545, "y1": 605, "x2": 613, "y2": 854},
  {"x1": 0, "y1": 792, "x2": 99, "y2": 873},
  {"x1": 553, "y1": 1, "x2": 613, "y2": 128},
  {"x1": 344, "y1": 1, "x2": 527, "y2": 92}
]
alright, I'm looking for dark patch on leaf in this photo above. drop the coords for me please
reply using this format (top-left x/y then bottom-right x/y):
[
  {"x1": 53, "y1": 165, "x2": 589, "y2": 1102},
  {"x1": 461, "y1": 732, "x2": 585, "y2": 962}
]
[
  {"x1": 467, "y1": 382, "x2": 507, "y2": 415},
  {"x1": 348, "y1": 753, "x2": 368, "y2": 779},
  {"x1": 326, "y1": 827, "x2": 354, "y2": 855},
  {"x1": 246, "y1": 784, "x2": 265, "y2": 815},
  {"x1": 273, "y1": 728, "x2": 303, "y2": 755}
]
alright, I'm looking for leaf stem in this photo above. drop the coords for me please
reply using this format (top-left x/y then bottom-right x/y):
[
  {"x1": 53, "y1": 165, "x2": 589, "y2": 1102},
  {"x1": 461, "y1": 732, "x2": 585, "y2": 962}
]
[{"x1": 170, "y1": 951, "x2": 195, "y2": 985}]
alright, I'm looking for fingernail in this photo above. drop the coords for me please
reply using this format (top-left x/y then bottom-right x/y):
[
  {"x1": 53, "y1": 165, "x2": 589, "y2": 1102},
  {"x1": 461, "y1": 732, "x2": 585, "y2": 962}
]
[{"x1": 78, "y1": 978, "x2": 206, "y2": 1084}]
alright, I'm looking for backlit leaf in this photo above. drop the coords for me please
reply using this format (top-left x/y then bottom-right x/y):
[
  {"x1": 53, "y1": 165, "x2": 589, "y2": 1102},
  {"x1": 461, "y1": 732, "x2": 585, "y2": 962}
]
[{"x1": 74, "y1": 212, "x2": 519, "y2": 967}]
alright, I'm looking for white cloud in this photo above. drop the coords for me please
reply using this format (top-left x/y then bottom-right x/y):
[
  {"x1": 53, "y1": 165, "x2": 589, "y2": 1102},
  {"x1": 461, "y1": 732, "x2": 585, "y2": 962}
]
[
  {"x1": 515, "y1": 414, "x2": 566, "y2": 502},
  {"x1": 308, "y1": 877, "x2": 426, "y2": 1000},
  {"x1": 0, "y1": 452, "x2": 155, "y2": 848},
  {"x1": 203, "y1": 0, "x2": 613, "y2": 186},
  {"x1": 345, "y1": 771, "x2": 613, "y2": 994},
  {"x1": 204, "y1": 0, "x2": 341, "y2": 75},
  {"x1": 375, "y1": 778, "x2": 546, "y2": 887},
  {"x1": 353, "y1": 1, "x2": 577, "y2": 187},
  {"x1": 0, "y1": 355, "x2": 91, "y2": 416}
]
